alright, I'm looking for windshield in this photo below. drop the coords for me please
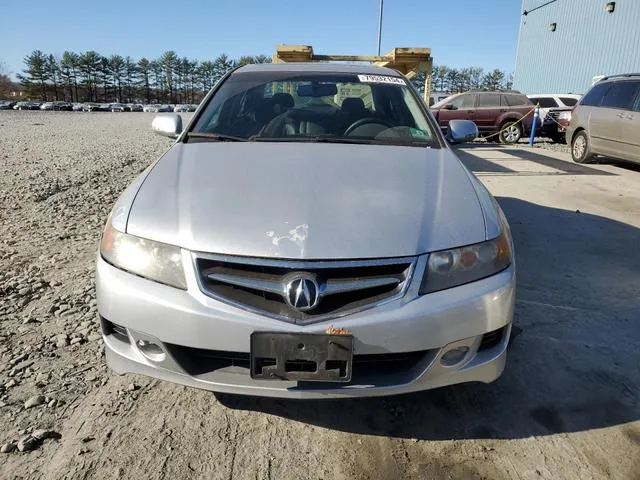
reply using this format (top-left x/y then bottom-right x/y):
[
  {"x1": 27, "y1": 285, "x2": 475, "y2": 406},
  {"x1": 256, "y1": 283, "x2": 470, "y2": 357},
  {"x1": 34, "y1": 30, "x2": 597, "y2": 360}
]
[{"x1": 191, "y1": 71, "x2": 439, "y2": 147}]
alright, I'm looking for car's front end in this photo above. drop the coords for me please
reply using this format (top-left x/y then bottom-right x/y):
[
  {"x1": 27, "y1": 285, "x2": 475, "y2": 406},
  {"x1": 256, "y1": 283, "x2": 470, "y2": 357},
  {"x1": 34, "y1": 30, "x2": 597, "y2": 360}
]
[
  {"x1": 541, "y1": 109, "x2": 572, "y2": 141},
  {"x1": 97, "y1": 64, "x2": 515, "y2": 398}
]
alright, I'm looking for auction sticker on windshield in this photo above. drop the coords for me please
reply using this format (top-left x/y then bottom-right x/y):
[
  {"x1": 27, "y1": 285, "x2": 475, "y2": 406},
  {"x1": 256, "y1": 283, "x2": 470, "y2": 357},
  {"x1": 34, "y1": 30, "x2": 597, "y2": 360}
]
[{"x1": 357, "y1": 74, "x2": 406, "y2": 85}]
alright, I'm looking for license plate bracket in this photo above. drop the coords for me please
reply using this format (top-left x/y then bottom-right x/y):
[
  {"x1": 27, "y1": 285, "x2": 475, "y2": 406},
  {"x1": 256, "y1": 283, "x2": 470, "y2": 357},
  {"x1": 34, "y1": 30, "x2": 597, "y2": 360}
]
[{"x1": 250, "y1": 332, "x2": 353, "y2": 382}]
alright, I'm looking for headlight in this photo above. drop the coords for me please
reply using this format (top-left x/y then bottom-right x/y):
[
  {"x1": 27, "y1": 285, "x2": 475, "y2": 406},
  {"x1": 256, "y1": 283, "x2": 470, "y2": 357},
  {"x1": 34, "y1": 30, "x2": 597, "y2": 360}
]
[
  {"x1": 100, "y1": 219, "x2": 187, "y2": 290},
  {"x1": 558, "y1": 111, "x2": 572, "y2": 121},
  {"x1": 419, "y1": 231, "x2": 512, "y2": 294}
]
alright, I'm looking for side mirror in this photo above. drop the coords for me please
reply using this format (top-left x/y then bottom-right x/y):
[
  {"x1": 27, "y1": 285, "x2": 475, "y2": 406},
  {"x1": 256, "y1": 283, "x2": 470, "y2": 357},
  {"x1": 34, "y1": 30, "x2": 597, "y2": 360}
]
[
  {"x1": 152, "y1": 114, "x2": 183, "y2": 139},
  {"x1": 447, "y1": 119, "x2": 478, "y2": 144},
  {"x1": 443, "y1": 104, "x2": 456, "y2": 110}
]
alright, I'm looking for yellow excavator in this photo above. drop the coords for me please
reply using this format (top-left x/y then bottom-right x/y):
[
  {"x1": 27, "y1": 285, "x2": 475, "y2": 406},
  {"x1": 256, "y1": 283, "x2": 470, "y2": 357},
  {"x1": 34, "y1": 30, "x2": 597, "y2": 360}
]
[{"x1": 272, "y1": 44, "x2": 433, "y2": 104}]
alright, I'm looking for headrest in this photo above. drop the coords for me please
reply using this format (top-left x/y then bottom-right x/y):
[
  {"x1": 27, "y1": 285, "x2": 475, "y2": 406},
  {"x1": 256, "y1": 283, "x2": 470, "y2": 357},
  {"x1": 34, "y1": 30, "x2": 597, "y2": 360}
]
[{"x1": 341, "y1": 97, "x2": 365, "y2": 114}]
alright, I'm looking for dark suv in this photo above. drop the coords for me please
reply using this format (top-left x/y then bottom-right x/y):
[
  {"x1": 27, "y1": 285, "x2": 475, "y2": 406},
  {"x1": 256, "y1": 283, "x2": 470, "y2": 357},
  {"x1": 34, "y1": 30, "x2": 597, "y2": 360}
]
[{"x1": 431, "y1": 91, "x2": 536, "y2": 143}]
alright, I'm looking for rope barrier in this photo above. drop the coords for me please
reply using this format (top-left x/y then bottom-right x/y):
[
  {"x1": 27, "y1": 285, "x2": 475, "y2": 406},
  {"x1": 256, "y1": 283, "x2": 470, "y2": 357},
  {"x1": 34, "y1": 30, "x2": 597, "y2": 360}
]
[{"x1": 480, "y1": 106, "x2": 537, "y2": 143}]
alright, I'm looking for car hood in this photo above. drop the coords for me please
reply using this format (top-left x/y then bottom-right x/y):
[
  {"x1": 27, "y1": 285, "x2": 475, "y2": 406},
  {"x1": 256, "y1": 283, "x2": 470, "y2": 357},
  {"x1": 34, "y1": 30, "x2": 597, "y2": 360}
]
[{"x1": 126, "y1": 142, "x2": 486, "y2": 259}]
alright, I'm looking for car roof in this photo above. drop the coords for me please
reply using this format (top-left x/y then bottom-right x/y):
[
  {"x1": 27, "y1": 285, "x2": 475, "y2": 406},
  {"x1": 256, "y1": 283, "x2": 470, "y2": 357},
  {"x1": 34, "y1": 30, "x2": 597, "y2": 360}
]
[
  {"x1": 235, "y1": 62, "x2": 401, "y2": 76},
  {"x1": 601, "y1": 73, "x2": 640, "y2": 82},
  {"x1": 527, "y1": 93, "x2": 581, "y2": 97}
]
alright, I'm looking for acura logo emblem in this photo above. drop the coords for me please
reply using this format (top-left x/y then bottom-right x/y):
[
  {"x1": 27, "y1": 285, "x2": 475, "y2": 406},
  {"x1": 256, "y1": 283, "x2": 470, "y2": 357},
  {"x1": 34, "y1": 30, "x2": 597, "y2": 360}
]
[{"x1": 285, "y1": 275, "x2": 320, "y2": 311}]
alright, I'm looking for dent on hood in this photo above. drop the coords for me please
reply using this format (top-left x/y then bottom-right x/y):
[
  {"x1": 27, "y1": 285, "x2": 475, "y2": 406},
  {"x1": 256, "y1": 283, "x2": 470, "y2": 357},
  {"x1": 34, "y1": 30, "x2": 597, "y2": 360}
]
[{"x1": 266, "y1": 223, "x2": 309, "y2": 257}]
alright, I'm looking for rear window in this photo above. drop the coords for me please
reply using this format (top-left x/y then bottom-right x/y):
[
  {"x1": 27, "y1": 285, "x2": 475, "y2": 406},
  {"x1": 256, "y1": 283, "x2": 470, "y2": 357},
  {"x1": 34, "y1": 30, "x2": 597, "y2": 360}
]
[
  {"x1": 559, "y1": 97, "x2": 578, "y2": 106},
  {"x1": 600, "y1": 81, "x2": 640, "y2": 109},
  {"x1": 503, "y1": 94, "x2": 531, "y2": 107},
  {"x1": 477, "y1": 93, "x2": 501, "y2": 108},
  {"x1": 581, "y1": 82, "x2": 611, "y2": 106},
  {"x1": 530, "y1": 97, "x2": 558, "y2": 108}
]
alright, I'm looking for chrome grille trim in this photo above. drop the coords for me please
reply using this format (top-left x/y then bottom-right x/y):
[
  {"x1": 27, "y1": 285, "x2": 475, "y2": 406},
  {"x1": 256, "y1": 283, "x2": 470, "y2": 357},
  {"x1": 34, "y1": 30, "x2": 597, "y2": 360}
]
[
  {"x1": 192, "y1": 252, "x2": 417, "y2": 324},
  {"x1": 206, "y1": 272, "x2": 285, "y2": 295},
  {"x1": 322, "y1": 276, "x2": 402, "y2": 295}
]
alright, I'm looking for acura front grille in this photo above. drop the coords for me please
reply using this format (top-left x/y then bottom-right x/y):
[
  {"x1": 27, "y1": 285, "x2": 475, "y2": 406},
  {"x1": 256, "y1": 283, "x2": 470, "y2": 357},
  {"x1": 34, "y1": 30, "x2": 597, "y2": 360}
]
[{"x1": 192, "y1": 253, "x2": 415, "y2": 323}]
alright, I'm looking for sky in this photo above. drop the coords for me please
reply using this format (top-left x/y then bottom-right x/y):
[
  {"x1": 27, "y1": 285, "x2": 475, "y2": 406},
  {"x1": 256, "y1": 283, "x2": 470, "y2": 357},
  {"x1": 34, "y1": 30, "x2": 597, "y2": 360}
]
[{"x1": 1, "y1": 0, "x2": 522, "y2": 78}]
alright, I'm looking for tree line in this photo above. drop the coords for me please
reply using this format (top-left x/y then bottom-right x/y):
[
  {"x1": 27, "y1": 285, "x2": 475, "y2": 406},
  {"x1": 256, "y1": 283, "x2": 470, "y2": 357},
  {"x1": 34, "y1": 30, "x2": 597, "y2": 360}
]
[
  {"x1": 18, "y1": 50, "x2": 271, "y2": 104},
  {"x1": 413, "y1": 66, "x2": 514, "y2": 95},
  {"x1": 17, "y1": 49, "x2": 514, "y2": 104}
]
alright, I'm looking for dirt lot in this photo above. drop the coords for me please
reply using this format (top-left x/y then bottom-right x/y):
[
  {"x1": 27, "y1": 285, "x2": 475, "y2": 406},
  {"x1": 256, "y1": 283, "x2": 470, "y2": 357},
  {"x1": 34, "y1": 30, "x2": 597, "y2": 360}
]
[{"x1": 0, "y1": 111, "x2": 639, "y2": 480}]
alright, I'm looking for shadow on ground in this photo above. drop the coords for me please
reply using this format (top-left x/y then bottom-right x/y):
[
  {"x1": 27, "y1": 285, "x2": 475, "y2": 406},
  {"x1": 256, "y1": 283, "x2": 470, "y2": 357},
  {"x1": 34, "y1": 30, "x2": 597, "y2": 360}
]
[
  {"x1": 454, "y1": 144, "x2": 616, "y2": 176},
  {"x1": 596, "y1": 157, "x2": 640, "y2": 173},
  {"x1": 217, "y1": 198, "x2": 640, "y2": 441}
]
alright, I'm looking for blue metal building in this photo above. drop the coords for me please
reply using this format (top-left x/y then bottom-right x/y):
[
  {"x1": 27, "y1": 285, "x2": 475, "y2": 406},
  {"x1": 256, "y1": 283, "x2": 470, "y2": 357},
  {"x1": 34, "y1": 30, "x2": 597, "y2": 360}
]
[{"x1": 513, "y1": 0, "x2": 640, "y2": 95}]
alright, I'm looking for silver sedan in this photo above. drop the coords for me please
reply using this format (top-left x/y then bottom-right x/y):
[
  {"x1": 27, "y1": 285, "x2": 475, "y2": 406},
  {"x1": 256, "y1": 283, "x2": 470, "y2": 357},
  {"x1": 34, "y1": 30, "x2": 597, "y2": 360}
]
[{"x1": 96, "y1": 63, "x2": 515, "y2": 398}]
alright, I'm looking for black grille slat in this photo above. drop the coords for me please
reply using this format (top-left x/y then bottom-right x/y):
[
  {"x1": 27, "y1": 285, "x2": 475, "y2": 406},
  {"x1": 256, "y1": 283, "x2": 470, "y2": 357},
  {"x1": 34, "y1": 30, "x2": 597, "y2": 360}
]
[
  {"x1": 100, "y1": 317, "x2": 130, "y2": 344},
  {"x1": 194, "y1": 255, "x2": 414, "y2": 322},
  {"x1": 165, "y1": 344, "x2": 428, "y2": 381},
  {"x1": 478, "y1": 327, "x2": 505, "y2": 351}
]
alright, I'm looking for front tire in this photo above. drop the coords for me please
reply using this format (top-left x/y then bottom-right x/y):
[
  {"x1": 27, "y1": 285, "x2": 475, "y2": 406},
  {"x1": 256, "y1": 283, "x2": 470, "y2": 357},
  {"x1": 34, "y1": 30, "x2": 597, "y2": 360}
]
[
  {"x1": 571, "y1": 131, "x2": 594, "y2": 163},
  {"x1": 499, "y1": 122, "x2": 522, "y2": 144}
]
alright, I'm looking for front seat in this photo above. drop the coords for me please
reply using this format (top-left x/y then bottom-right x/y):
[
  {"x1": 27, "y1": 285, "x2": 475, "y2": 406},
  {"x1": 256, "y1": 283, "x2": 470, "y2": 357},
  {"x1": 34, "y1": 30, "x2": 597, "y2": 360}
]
[
  {"x1": 272, "y1": 93, "x2": 294, "y2": 115},
  {"x1": 341, "y1": 97, "x2": 367, "y2": 129}
]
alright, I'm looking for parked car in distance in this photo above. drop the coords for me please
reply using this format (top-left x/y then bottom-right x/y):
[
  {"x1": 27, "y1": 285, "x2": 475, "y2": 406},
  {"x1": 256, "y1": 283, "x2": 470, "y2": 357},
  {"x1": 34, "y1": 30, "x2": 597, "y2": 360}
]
[
  {"x1": 145, "y1": 104, "x2": 173, "y2": 112},
  {"x1": 128, "y1": 104, "x2": 143, "y2": 112},
  {"x1": 527, "y1": 94, "x2": 582, "y2": 143},
  {"x1": 97, "y1": 62, "x2": 515, "y2": 399},
  {"x1": 82, "y1": 103, "x2": 108, "y2": 112},
  {"x1": 429, "y1": 91, "x2": 451, "y2": 107},
  {"x1": 72, "y1": 103, "x2": 85, "y2": 111},
  {"x1": 567, "y1": 73, "x2": 640, "y2": 164},
  {"x1": 173, "y1": 104, "x2": 190, "y2": 112},
  {"x1": 0, "y1": 100, "x2": 16, "y2": 110},
  {"x1": 109, "y1": 103, "x2": 127, "y2": 112},
  {"x1": 14, "y1": 101, "x2": 42, "y2": 110},
  {"x1": 42, "y1": 101, "x2": 73, "y2": 111},
  {"x1": 431, "y1": 91, "x2": 536, "y2": 143}
]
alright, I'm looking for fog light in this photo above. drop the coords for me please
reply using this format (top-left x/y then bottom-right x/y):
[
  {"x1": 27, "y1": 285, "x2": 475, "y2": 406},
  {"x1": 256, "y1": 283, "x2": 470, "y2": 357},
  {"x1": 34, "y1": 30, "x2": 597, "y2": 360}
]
[
  {"x1": 440, "y1": 346, "x2": 470, "y2": 366},
  {"x1": 136, "y1": 339, "x2": 166, "y2": 362}
]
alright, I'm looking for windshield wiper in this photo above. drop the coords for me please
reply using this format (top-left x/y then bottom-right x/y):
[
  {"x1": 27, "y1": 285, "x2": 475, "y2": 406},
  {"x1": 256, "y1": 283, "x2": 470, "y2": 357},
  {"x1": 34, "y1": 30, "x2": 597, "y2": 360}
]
[
  {"x1": 186, "y1": 132, "x2": 248, "y2": 142},
  {"x1": 250, "y1": 136, "x2": 373, "y2": 144},
  {"x1": 251, "y1": 136, "x2": 433, "y2": 147}
]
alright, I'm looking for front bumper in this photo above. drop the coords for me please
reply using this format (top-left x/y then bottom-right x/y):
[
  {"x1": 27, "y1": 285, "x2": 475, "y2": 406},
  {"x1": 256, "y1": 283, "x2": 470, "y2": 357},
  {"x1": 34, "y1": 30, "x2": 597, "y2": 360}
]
[{"x1": 96, "y1": 255, "x2": 515, "y2": 399}]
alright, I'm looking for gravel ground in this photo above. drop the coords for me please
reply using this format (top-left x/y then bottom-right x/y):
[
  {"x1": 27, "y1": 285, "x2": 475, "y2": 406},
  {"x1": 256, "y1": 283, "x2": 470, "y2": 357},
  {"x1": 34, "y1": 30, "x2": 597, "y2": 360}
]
[
  {"x1": 0, "y1": 111, "x2": 639, "y2": 479},
  {"x1": 530, "y1": 138, "x2": 571, "y2": 154}
]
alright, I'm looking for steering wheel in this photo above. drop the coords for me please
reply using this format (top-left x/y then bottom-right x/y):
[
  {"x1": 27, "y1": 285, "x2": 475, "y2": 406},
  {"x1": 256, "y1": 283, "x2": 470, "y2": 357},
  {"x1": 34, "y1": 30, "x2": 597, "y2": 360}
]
[{"x1": 344, "y1": 117, "x2": 393, "y2": 136}]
